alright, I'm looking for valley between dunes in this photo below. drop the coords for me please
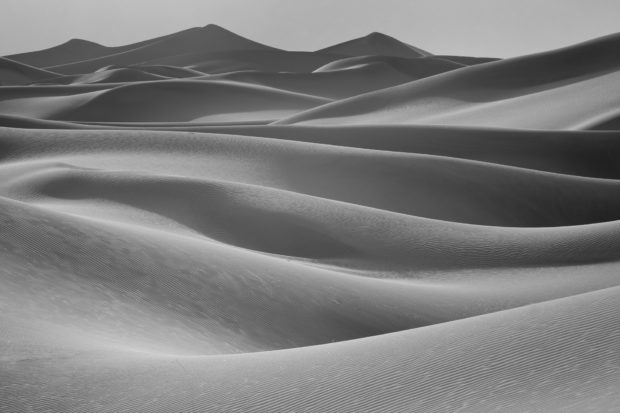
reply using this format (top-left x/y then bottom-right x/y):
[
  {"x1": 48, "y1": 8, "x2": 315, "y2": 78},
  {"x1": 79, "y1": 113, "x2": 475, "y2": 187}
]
[{"x1": 1, "y1": 24, "x2": 619, "y2": 412}]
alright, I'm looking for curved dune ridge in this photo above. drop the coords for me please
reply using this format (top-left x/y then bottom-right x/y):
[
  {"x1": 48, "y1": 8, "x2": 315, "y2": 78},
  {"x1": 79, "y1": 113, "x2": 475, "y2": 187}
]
[{"x1": 1, "y1": 25, "x2": 620, "y2": 413}]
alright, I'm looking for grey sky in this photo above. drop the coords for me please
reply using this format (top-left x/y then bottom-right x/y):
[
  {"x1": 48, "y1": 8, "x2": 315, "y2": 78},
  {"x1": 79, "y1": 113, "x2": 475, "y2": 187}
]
[{"x1": 2, "y1": 0, "x2": 618, "y2": 58}]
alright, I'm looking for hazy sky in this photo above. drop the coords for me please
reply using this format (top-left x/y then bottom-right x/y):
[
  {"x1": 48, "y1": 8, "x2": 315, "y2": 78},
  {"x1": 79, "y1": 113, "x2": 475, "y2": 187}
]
[{"x1": 1, "y1": 0, "x2": 619, "y2": 57}]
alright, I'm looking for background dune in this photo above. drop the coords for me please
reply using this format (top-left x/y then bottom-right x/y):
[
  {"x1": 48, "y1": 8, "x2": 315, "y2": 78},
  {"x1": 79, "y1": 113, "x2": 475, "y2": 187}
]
[
  {"x1": 1, "y1": 24, "x2": 620, "y2": 413},
  {"x1": 0, "y1": 81, "x2": 330, "y2": 123},
  {"x1": 0, "y1": 57, "x2": 60, "y2": 85},
  {"x1": 278, "y1": 33, "x2": 620, "y2": 129},
  {"x1": 318, "y1": 32, "x2": 432, "y2": 58}
]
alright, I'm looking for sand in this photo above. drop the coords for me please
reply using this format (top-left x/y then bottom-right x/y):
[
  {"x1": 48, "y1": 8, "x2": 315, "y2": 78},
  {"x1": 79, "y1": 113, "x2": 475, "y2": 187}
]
[{"x1": 1, "y1": 25, "x2": 619, "y2": 413}]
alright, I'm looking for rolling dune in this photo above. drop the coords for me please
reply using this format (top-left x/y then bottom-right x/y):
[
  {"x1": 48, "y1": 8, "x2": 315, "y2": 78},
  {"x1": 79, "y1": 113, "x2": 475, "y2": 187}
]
[
  {"x1": 205, "y1": 65, "x2": 418, "y2": 99},
  {"x1": 2, "y1": 25, "x2": 620, "y2": 413},
  {"x1": 278, "y1": 33, "x2": 620, "y2": 129},
  {"x1": 0, "y1": 80, "x2": 330, "y2": 123}
]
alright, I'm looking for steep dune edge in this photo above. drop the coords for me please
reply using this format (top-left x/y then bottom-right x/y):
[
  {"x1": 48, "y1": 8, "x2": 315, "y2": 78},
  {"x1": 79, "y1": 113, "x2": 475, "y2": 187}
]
[{"x1": 278, "y1": 33, "x2": 620, "y2": 129}]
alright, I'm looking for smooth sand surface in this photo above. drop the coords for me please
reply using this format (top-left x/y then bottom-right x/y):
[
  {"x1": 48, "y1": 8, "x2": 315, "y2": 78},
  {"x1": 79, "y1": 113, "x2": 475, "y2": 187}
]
[{"x1": 2, "y1": 26, "x2": 620, "y2": 413}]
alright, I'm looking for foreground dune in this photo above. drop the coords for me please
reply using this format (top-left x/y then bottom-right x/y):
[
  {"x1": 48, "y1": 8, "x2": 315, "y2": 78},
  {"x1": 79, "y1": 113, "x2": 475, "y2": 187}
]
[{"x1": 1, "y1": 25, "x2": 620, "y2": 412}]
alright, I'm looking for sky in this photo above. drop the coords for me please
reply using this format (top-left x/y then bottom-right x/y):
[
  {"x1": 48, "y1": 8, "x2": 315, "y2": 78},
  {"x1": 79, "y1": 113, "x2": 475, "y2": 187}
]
[{"x1": 1, "y1": 0, "x2": 619, "y2": 58}]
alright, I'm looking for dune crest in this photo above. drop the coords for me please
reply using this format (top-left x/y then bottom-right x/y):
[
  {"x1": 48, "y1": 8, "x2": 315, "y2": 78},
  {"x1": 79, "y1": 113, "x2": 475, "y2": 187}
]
[{"x1": 318, "y1": 31, "x2": 432, "y2": 58}]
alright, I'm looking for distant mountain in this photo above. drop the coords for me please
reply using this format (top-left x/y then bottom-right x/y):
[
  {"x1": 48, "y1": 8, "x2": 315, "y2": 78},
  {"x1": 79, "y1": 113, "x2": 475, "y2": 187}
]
[
  {"x1": 5, "y1": 24, "x2": 279, "y2": 74},
  {"x1": 318, "y1": 32, "x2": 431, "y2": 58},
  {"x1": 2, "y1": 24, "x2": 500, "y2": 80},
  {"x1": 47, "y1": 24, "x2": 281, "y2": 74}
]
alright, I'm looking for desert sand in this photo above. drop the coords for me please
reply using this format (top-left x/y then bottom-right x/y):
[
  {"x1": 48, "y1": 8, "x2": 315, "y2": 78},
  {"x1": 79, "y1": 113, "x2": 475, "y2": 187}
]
[{"x1": 1, "y1": 24, "x2": 619, "y2": 412}]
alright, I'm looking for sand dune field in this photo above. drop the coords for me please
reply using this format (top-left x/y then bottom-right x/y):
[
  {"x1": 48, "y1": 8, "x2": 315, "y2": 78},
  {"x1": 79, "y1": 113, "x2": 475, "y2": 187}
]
[{"x1": 1, "y1": 24, "x2": 619, "y2": 412}]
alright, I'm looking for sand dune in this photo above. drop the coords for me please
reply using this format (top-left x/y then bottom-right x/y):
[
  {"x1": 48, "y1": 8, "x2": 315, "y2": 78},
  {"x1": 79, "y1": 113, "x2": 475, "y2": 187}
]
[
  {"x1": 6, "y1": 29, "x2": 206, "y2": 68},
  {"x1": 318, "y1": 31, "x2": 431, "y2": 58},
  {"x1": 2, "y1": 25, "x2": 620, "y2": 412},
  {"x1": 205, "y1": 65, "x2": 418, "y2": 99},
  {"x1": 6, "y1": 38, "x2": 110, "y2": 68},
  {"x1": 279, "y1": 33, "x2": 620, "y2": 129},
  {"x1": 0, "y1": 80, "x2": 330, "y2": 122},
  {"x1": 3, "y1": 284, "x2": 618, "y2": 412},
  {"x1": 46, "y1": 25, "x2": 278, "y2": 75},
  {"x1": 0, "y1": 57, "x2": 60, "y2": 85},
  {"x1": 159, "y1": 49, "x2": 343, "y2": 74}
]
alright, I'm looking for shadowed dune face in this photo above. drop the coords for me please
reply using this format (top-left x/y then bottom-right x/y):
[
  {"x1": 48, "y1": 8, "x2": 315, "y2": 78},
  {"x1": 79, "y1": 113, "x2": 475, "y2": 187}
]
[{"x1": 2, "y1": 25, "x2": 620, "y2": 413}]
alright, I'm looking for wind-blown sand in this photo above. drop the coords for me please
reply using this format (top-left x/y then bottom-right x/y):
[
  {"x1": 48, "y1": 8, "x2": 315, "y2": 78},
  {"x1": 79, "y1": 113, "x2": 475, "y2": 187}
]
[{"x1": 1, "y1": 24, "x2": 619, "y2": 413}]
